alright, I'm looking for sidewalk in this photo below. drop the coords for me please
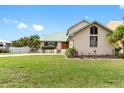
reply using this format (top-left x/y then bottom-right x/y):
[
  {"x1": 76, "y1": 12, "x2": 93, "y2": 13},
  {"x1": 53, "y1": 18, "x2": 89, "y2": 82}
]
[{"x1": 0, "y1": 53, "x2": 64, "y2": 57}]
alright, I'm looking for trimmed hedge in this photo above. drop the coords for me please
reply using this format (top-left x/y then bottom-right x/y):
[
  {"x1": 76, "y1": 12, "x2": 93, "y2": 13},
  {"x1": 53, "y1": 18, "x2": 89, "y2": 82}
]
[{"x1": 42, "y1": 45, "x2": 56, "y2": 49}]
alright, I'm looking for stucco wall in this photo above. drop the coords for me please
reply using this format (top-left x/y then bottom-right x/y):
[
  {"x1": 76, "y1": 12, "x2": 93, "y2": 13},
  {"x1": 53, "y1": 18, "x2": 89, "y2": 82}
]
[
  {"x1": 69, "y1": 39, "x2": 74, "y2": 48},
  {"x1": 57, "y1": 42, "x2": 61, "y2": 49},
  {"x1": 71, "y1": 24, "x2": 115, "y2": 55}
]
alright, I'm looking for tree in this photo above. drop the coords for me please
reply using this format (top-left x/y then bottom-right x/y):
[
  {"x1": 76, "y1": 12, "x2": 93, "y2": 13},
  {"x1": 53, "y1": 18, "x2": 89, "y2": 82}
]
[
  {"x1": 115, "y1": 25, "x2": 124, "y2": 53},
  {"x1": 107, "y1": 25, "x2": 124, "y2": 54},
  {"x1": 12, "y1": 35, "x2": 41, "y2": 52},
  {"x1": 20, "y1": 37, "x2": 29, "y2": 46},
  {"x1": 12, "y1": 40, "x2": 24, "y2": 47},
  {"x1": 27, "y1": 35, "x2": 41, "y2": 52},
  {"x1": 107, "y1": 32, "x2": 119, "y2": 47}
]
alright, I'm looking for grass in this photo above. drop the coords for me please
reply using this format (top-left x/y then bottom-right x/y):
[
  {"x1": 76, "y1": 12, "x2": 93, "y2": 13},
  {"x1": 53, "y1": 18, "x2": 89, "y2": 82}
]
[{"x1": 0, "y1": 55, "x2": 124, "y2": 88}]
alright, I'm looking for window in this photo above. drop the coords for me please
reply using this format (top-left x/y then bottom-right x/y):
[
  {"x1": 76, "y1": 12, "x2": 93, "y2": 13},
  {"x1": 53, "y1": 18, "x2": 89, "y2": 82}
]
[
  {"x1": 44, "y1": 41, "x2": 57, "y2": 46},
  {"x1": 90, "y1": 36, "x2": 98, "y2": 47},
  {"x1": 90, "y1": 26, "x2": 98, "y2": 34},
  {"x1": 0, "y1": 44, "x2": 3, "y2": 47}
]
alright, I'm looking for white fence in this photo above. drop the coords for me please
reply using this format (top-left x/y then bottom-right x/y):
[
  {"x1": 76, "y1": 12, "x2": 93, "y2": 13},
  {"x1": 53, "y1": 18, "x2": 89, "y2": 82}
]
[{"x1": 9, "y1": 47, "x2": 30, "y2": 53}]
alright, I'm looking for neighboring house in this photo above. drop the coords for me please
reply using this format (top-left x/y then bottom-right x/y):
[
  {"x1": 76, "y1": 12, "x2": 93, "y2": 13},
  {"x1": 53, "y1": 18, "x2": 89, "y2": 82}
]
[
  {"x1": 66, "y1": 20, "x2": 115, "y2": 56},
  {"x1": 40, "y1": 32, "x2": 69, "y2": 53},
  {"x1": 0, "y1": 39, "x2": 11, "y2": 52},
  {"x1": 107, "y1": 21, "x2": 124, "y2": 30}
]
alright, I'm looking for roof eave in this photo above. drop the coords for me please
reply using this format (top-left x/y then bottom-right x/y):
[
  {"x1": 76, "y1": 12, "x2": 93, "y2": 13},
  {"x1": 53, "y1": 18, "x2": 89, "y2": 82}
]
[
  {"x1": 72, "y1": 21, "x2": 113, "y2": 35},
  {"x1": 41, "y1": 40, "x2": 67, "y2": 42},
  {"x1": 66, "y1": 19, "x2": 90, "y2": 35}
]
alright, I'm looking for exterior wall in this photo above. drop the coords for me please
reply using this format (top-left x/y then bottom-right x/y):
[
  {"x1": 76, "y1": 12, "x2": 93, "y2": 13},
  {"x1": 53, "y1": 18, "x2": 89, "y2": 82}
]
[
  {"x1": 61, "y1": 49, "x2": 67, "y2": 54},
  {"x1": 40, "y1": 41, "x2": 67, "y2": 54},
  {"x1": 0, "y1": 42, "x2": 11, "y2": 51},
  {"x1": 69, "y1": 39, "x2": 74, "y2": 48},
  {"x1": 56, "y1": 42, "x2": 68, "y2": 54},
  {"x1": 68, "y1": 22, "x2": 89, "y2": 35},
  {"x1": 40, "y1": 41, "x2": 44, "y2": 47},
  {"x1": 57, "y1": 42, "x2": 61, "y2": 49},
  {"x1": 70, "y1": 24, "x2": 115, "y2": 55},
  {"x1": 0, "y1": 42, "x2": 6, "y2": 49},
  {"x1": 6, "y1": 43, "x2": 11, "y2": 49}
]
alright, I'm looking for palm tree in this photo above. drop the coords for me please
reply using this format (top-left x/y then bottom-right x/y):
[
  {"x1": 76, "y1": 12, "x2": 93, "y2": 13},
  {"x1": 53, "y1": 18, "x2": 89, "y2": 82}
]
[
  {"x1": 20, "y1": 37, "x2": 29, "y2": 46},
  {"x1": 12, "y1": 35, "x2": 41, "y2": 52},
  {"x1": 27, "y1": 35, "x2": 41, "y2": 52},
  {"x1": 107, "y1": 25, "x2": 124, "y2": 54},
  {"x1": 114, "y1": 25, "x2": 124, "y2": 53}
]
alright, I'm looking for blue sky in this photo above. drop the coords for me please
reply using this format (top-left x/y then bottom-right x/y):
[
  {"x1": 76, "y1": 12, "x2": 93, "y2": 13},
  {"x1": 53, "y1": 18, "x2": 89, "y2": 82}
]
[{"x1": 0, "y1": 5, "x2": 124, "y2": 41}]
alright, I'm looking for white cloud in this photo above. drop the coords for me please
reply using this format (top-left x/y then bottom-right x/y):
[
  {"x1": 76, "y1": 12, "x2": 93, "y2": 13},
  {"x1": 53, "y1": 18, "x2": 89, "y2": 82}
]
[
  {"x1": 17, "y1": 22, "x2": 28, "y2": 30},
  {"x1": 1, "y1": 18, "x2": 44, "y2": 32},
  {"x1": 11, "y1": 20, "x2": 18, "y2": 24},
  {"x1": 120, "y1": 5, "x2": 124, "y2": 9},
  {"x1": 84, "y1": 16, "x2": 93, "y2": 20},
  {"x1": 1, "y1": 18, "x2": 18, "y2": 24},
  {"x1": 2, "y1": 18, "x2": 10, "y2": 23},
  {"x1": 32, "y1": 24, "x2": 44, "y2": 31}
]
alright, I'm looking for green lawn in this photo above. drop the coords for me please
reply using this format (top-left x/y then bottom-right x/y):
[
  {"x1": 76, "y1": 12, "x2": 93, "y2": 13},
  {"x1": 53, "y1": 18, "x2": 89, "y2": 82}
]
[{"x1": 0, "y1": 55, "x2": 124, "y2": 88}]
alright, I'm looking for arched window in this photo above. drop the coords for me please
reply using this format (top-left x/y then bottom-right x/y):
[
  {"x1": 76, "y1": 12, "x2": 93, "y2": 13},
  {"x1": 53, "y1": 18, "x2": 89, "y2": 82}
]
[{"x1": 90, "y1": 26, "x2": 98, "y2": 34}]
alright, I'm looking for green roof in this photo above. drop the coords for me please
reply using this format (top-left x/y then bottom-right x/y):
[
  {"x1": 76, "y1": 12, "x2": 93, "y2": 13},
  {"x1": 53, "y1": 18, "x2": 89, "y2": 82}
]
[{"x1": 40, "y1": 32, "x2": 68, "y2": 42}]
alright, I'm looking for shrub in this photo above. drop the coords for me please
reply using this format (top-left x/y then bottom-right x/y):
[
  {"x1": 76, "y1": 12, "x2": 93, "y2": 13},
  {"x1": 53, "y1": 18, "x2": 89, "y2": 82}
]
[
  {"x1": 117, "y1": 53, "x2": 124, "y2": 58},
  {"x1": 115, "y1": 47, "x2": 122, "y2": 56},
  {"x1": 42, "y1": 45, "x2": 56, "y2": 50},
  {"x1": 65, "y1": 47, "x2": 76, "y2": 58}
]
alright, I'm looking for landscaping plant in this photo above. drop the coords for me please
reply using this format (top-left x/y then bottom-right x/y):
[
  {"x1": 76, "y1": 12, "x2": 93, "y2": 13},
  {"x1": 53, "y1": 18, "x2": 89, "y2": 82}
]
[{"x1": 65, "y1": 47, "x2": 76, "y2": 58}]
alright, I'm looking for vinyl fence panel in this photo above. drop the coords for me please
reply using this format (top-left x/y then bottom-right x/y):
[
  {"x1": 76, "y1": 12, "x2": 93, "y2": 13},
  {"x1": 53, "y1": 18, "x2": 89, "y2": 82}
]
[{"x1": 9, "y1": 47, "x2": 30, "y2": 53}]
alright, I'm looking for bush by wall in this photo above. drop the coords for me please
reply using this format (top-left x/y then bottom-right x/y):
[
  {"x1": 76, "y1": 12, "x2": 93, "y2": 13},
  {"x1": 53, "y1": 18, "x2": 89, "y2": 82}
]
[
  {"x1": 65, "y1": 47, "x2": 76, "y2": 58},
  {"x1": 42, "y1": 45, "x2": 56, "y2": 50},
  {"x1": 117, "y1": 53, "x2": 124, "y2": 58}
]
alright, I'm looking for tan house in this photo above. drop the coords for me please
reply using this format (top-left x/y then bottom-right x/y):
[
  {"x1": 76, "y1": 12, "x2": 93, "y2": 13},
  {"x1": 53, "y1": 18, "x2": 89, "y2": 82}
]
[
  {"x1": 66, "y1": 20, "x2": 115, "y2": 56},
  {"x1": 40, "y1": 20, "x2": 123, "y2": 55}
]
